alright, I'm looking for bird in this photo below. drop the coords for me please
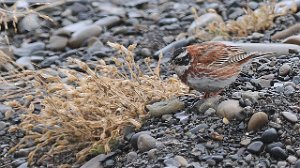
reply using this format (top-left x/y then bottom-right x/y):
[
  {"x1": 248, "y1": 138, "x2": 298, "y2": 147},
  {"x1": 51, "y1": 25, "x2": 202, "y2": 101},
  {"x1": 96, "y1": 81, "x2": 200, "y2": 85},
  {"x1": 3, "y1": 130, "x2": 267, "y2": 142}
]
[{"x1": 171, "y1": 41, "x2": 268, "y2": 98}]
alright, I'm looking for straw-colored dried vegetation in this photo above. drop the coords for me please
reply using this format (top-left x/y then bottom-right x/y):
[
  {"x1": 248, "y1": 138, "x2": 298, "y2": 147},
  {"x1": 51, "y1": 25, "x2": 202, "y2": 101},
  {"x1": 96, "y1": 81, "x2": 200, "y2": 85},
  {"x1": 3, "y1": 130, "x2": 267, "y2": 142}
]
[
  {"x1": 202, "y1": 1, "x2": 297, "y2": 37},
  {"x1": 5, "y1": 43, "x2": 188, "y2": 166}
]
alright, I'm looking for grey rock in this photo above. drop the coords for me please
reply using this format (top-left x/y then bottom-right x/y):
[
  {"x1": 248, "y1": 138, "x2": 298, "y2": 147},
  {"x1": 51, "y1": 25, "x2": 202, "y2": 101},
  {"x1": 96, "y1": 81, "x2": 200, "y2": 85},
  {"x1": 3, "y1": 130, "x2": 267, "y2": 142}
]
[
  {"x1": 279, "y1": 63, "x2": 291, "y2": 76},
  {"x1": 40, "y1": 56, "x2": 59, "y2": 68},
  {"x1": 0, "y1": 104, "x2": 12, "y2": 113},
  {"x1": 16, "y1": 57, "x2": 34, "y2": 70},
  {"x1": 277, "y1": 161, "x2": 287, "y2": 167},
  {"x1": 261, "y1": 128, "x2": 278, "y2": 143},
  {"x1": 30, "y1": 56, "x2": 44, "y2": 63},
  {"x1": 284, "y1": 85, "x2": 295, "y2": 95},
  {"x1": 274, "y1": 83, "x2": 284, "y2": 93},
  {"x1": 164, "y1": 158, "x2": 181, "y2": 167},
  {"x1": 287, "y1": 155, "x2": 297, "y2": 164},
  {"x1": 282, "y1": 111, "x2": 298, "y2": 123},
  {"x1": 159, "y1": 18, "x2": 178, "y2": 25},
  {"x1": 126, "y1": 151, "x2": 138, "y2": 163},
  {"x1": 248, "y1": 2, "x2": 259, "y2": 10},
  {"x1": 228, "y1": 8, "x2": 244, "y2": 20},
  {"x1": 146, "y1": 98, "x2": 185, "y2": 117},
  {"x1": 147, "y1": 148, "x2": 158, "y2": 160},
  {"x1": 95, "y1": 3, "x2": 126, "y2": 17},
  {"x1": 130, "y1": 131, "x2": 151, "y2": 149},
  {"x1": 94, "y1": 16, "x2": 121, "y2": 28},
  {"x1": 270, "y1": 147, "x2": 288, "y2": 160},
  {"x1": 69, "y1": 2, "x2": 89, "y2": 15},
  {"x1": 14, "y1": 147, "x2": 35, "y2": 158},
  {"x1": 292, "y1": 76, "x2": 300, "y2": 84},
  {"x1": 47, "y1": 36, "x2": 68, "y2": 51},
  {"x1": 17, "y1": 162, "x2": 28, "y2": 168},
  {"x1": 14, "y1": 42, "x2": 45, "y2": 57},
  {"x1": 0, "y1": 121, "x2": 9, "y2": 131},
  {"x1": 57, "y1": 20, "x2": 93, "y2": 34},
  {"x1": 18, "y1": 13, "x2": 41, "y2": 32},
  {"x1": 240, "y1": 138, "x2": 251, "y2": 146},
  {"x1": 174, "y1": 155, "x2": 188, "y2": 167},
  {"x1": 188, "y1": 13, "x2": 223, "y2": 33},
  {"x1": 247, "y1": 141, "x2": 264, "y2": 154},
  {"x1": 266, "y1": 142, "x2": 285, "y2": 153},
  {"x1": 137, "y1": 134, "x2": 158, "y2": 152},
  {"x1": 12, "y1": 157, "x2": 27, "y2": 167},
  {"x1": 190, "y1": 124, "x2": 208, "y2": 134},
  {"x1": 69, "y1": 25, "x2": 102, "y2": 48}
]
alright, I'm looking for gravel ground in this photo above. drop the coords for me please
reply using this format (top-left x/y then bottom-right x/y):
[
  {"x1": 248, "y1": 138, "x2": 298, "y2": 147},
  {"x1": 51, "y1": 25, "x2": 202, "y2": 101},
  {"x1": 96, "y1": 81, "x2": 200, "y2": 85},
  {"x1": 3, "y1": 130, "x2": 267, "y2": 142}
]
[{"x1": 1, "y1": 0, "x2": 300, "y2": 167}]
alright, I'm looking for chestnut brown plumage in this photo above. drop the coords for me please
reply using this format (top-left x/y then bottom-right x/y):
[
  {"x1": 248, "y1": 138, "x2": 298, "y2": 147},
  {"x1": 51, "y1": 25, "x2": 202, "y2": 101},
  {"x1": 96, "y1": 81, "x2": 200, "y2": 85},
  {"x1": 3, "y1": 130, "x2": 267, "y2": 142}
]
[{"x1": 171, "y1": 42, "x2": 266, "y2": 98}]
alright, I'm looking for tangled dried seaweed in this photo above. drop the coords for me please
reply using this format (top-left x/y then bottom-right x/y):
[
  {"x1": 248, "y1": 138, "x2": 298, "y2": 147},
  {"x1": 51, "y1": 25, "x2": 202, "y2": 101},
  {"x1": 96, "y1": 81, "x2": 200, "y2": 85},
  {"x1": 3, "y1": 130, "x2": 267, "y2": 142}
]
[{"x1": 9, "y1": 42, "x2": 188, "y2": 166}]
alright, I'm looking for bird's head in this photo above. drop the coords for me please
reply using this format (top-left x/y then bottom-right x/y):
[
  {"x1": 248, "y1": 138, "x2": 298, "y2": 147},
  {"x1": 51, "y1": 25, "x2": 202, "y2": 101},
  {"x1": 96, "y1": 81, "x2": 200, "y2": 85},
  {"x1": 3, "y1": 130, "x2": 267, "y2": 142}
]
[{"x1": 171, "y1": 47, "x2": 191, "y2": 77}]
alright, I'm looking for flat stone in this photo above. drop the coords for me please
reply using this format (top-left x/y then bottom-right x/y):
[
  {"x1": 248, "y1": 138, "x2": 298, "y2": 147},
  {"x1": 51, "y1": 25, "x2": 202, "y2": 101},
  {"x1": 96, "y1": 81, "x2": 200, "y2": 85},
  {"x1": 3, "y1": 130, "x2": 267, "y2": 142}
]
[
  {"x1": 282, "y1": 111, "x2": 298, "y2": 123},
  {"x1": 247, "y1": 141, "x2": 264, "y2": 154}
]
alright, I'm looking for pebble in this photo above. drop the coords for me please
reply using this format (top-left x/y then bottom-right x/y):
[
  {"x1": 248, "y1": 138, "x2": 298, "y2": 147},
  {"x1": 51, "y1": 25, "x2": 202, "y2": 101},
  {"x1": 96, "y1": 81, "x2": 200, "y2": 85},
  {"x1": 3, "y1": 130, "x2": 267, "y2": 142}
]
[
  {"x1": 247, "y1": 112, "x2": 268, "y2": 131},
  {"x1": 47, "y1": 36, "x2": 68, "y2": 51},
  {"x1": 94, "y1": 16, "x2": 121, "y2": 28},
  {"x1": 17, "y1": 162, "x2": 28, "y2": 168},
  {"x1": 277, "y1": 161, "x2": 287, "y2": 167},
  {"x1": 295, "y1": 160, "x2": 300, "y2": 168},
  {"x1": 240, "y1": 138, "x2": 251, "y2": 146},
  {"x1": 0, "y1": 121, "x2": 9, "y2": 131},
  {"x1": 188, "y1": 13, "x2": 224, "y2": 33},
  {"x1": 216, "y1": 99, "x2": 243, "y2": 120},
  {"x1": 16, "y1": 57, "x2": 34, "y2": 70},
  {"x1": 164, "y1": 158, "x2": 181, "y2": 167},
  {"x1": 287, "y1": 155, "x2": 297, "y2": 164},
  {"x1": 174, "y1": 155, "x2": 188, "y2": 167},
  {"x1": 18, "y1": 13, "x2": 41, "y2": 32},
  {"x1": 137, "y1": 134, "x2": 158, "y2": 152},
  {"x1": 69, "y1": 25, "x2": 102, "y2": 48},
  {"x1": 146, "y1": 98, "x2": 185, "y2": 117},
  {"x1": 58, "y1": 20, "x2": 93, "y2": 33},
  {"x1": 247, "y1": 141, "x2": 264, "y2": 154},
  {"x1": 147, "y1": 148, "x2": 158, "y2": 160},
  {"x1": 266, "y1": 142, "x2": 285, "y2": 153},
  {"x1": 270, "y1": 147, "x2": 288, "y2": 160},
  {"x1": 14, "y1": 42, "x2": 45, "y2": 57},
  {"x1": 40, "y1": 56, "x2": 59, "y2": 68},
  {"x1": 126, "y1": 151, "x2": 138, "y2": 163},
  {"x1": 130, "y1": 131, "x2": 151, "y2": 149},
  {"x1": 261, "y1": 128, "x2": 278, "y2": 143},
  {"x1": 190, "y1": 124, "x2": 208, "y2": 134},
  {"x1": 69, "y1": 2, "x2": 89, "y2": 15},
  {"x1": 282, "y1": 111, "x2": 298, "y2": 123},
  {"x1": 279, "y1": 63, "x2": 291, "y2": 76}
]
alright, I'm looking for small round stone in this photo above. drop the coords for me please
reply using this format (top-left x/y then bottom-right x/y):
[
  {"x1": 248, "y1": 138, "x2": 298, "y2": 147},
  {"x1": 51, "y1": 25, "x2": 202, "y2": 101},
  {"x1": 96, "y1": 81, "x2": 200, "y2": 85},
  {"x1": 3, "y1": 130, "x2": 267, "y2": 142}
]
[
  {"x1": 126, "y1": 151, "x2": 138, "y2": 163},
  {"x1": 266, "y1": 142, "x2": 285, "y2": 153},
  {"x1": 261, "y1": 128, "x2": 278, "y2": 143},
  {"x1": 164, "y1": 158, "x2": 181, "y2": 167},
  {"x1": 174, "y1": 155, "x2": 188, "y2": 167},
  {"x1": 282, "y1": 111, "x2": 298, "y2": 123},
  {"x1": 248, "y1": 112, "x2": 268, "y2": 131},
  {"x1": 287, "y1": 155, "x2": 297, "y2": 164},
  {"x1": 270, "y1": 147, "x2": 288, "y2": 160},
  {"x1": 279, "y1": 63, "x2": 291, "y2": 76},
  {"x1": 137, "y1": 134, "x2": 158, "y2": 152},
  {"x1": 247, "y1": 141, "x2": 264, "y2": 154}
]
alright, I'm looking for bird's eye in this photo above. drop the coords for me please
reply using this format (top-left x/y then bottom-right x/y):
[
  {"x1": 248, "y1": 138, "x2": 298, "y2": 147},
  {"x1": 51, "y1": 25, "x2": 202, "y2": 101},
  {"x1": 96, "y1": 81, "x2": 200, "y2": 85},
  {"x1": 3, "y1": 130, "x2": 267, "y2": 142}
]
[{"x1": 176, "y1": 58, "x2": 182, "y2": 63}]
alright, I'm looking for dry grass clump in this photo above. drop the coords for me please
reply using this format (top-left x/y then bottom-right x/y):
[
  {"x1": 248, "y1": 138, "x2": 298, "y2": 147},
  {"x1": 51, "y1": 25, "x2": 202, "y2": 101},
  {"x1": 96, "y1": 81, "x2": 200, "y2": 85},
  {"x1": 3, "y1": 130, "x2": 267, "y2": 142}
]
[
  {"x1": 10, "y1": 42, "x2": 188, "y2": 166},
  {"x1": 205, "y1": 1, "x2": 297, "y2": 37}
]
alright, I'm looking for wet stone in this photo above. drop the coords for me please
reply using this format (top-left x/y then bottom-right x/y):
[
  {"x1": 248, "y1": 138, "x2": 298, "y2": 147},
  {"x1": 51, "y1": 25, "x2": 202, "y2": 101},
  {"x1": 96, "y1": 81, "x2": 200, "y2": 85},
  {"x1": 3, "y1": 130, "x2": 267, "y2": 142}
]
[
  {"x1": 282, "y1": 111, "x2": 298, "y2": 123},
  {"x1": 270, "y1": 147, "x2": 288, "y2": 160},
  {"x1": 261, "y1": 128, "x2": 278, "y2": 143},
  {"x1": 247, "y1": 141, "x2": 264, "y2": 154}
]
